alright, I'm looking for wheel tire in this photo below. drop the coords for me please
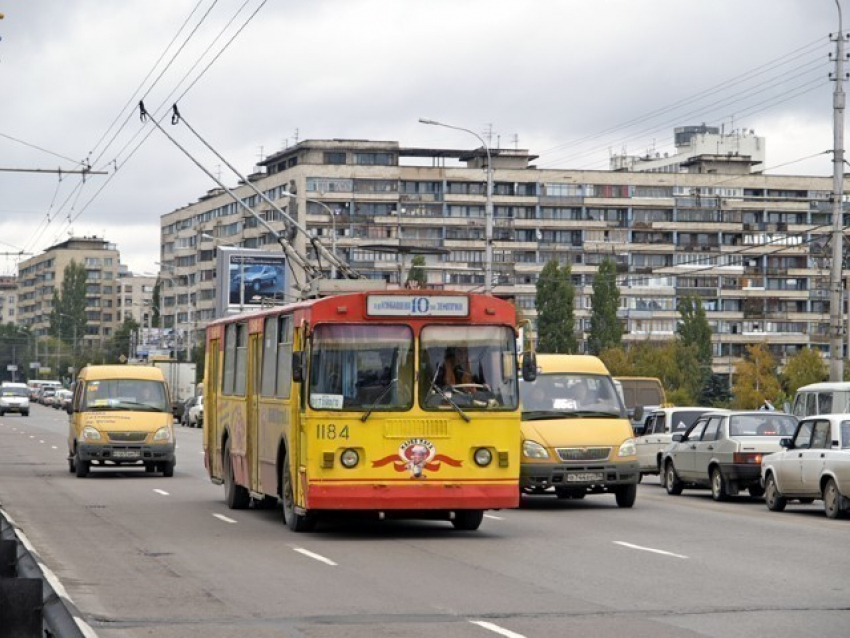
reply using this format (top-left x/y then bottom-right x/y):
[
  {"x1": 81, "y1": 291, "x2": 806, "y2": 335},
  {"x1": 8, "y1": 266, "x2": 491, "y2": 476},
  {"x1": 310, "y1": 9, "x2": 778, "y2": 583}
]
[
  {"x1": 452, "y1": 509, "x2": 484, "y2": 531},
  {"x1": 162, "y1": 459, "x2": 175, "y2": 478},
  {"x1": 74, "y1": 449, "x2": 89, "y2": 478},
  {"x1": 282, "y1": 454, "x2": 314, "y2": 531},
  {"x1": 824, "y1": 478, "x2": 845, "y2": 519},
  {"x1": 223, "y1": 439, "x2": 249, "y2": 509},
  {"x1": 711, "y1": 468, "x2": 729, "y2": 502},
  {"x1": 764, "y1": 474, "x2": 787, "y2": 512},
  {"x1": 68, "y1": 455, "x2": 75, "y2": 473},
  {"x1": 665, "y1": 462, "x2": 683, "y2": 495},
  {"x1": 637, "y1": 473, "x2": 644, "y2": 484},
  {"x1": 615, "y1": 483, "x2": 638, "y2": 508},
  {"x1": 23, "y1": 411, "x2": 29, "y2": 417}
]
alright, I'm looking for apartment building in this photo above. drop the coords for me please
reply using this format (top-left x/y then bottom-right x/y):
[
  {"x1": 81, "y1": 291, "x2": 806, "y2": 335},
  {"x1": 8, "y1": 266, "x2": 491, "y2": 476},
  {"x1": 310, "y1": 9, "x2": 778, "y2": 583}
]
[
  {"x1": 16, "y1": 236, "x2": 121, "y2": 347},
  {"x1": 0, "y1": 276, "x2": 16, "y2": 325},
  {"x1": 159, "y1": 138, "x2": 845, "y2": 378},
  {"x1": 116, "y1": 270, "x2": 156, "y2": 328}
]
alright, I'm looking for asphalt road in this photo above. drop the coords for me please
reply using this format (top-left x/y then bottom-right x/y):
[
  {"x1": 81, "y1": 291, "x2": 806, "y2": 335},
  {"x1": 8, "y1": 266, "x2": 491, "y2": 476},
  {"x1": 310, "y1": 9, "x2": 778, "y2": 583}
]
[{"x1": 1, "y1": 405, "x2": 848, "y2": 638}]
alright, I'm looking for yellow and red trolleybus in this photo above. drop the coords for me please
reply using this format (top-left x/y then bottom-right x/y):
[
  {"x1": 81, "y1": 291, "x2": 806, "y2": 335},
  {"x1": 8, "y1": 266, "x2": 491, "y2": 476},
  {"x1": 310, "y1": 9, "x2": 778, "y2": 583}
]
[{"x1": 204, "y1": 290, "x2": 525, "y2": 531}]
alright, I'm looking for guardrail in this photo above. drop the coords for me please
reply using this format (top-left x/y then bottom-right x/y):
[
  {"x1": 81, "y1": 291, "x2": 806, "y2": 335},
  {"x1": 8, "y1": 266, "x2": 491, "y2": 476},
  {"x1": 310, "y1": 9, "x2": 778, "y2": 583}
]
[{"x1": 0, "y1": 508, "x2": 92, "y2": 637}]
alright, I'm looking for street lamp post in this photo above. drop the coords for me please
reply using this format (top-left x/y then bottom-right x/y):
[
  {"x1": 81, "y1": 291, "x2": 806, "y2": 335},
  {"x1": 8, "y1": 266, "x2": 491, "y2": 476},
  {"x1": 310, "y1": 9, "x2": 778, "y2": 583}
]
[
  {"x1": 278, "y1": 191, "x2": 340, "y2": 279},
  {"x1": 419, "y1": 117, "x2": 493, "y2": 294}
]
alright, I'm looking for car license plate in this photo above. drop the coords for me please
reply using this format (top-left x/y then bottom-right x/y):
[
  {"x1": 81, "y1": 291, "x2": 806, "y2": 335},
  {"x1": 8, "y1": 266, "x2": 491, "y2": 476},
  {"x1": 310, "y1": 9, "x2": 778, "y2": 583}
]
[
  {"x1": 113, "y1": 450, "x2": 140, "y2": 459},
  {"x1": 566, "y1": 472, "x2": 604, "y2": 483}
]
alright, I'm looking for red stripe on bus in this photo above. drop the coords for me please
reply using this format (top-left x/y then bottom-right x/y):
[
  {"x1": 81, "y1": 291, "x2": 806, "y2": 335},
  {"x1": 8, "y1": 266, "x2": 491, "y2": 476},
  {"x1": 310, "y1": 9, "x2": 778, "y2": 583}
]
[{"x1": 306, "y1": 483, "x2": 519, "y2": 510}]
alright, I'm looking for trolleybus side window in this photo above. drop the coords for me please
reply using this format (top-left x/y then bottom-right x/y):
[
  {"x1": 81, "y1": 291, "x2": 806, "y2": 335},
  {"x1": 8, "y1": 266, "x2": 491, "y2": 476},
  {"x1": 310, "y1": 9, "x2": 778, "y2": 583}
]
[
  {"x1": 235, "y1": 322, "x2": 248, "y2": 396},
  {"x1": 261, "y1": 316, "x2": 278, "y2": 397},
  {"x1": 276, "y1": 316, "x2": 293, "y2": 399},
  {"x1": 308, "y1": 324, "x2": 413, "y2": 411},
  {"x1": 223, "y1": 324, "x2": 237, "y2": 394}
]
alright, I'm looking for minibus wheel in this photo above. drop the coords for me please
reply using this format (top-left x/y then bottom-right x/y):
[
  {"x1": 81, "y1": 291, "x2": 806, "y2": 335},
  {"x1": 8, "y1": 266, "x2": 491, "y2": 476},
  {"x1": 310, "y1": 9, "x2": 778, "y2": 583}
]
[
  {"x1": 74, "y1": 449, "x2": 89, "y2": 478},
  {"x1": 451, "y1": 509, "x2": 484, "y2": 531}
]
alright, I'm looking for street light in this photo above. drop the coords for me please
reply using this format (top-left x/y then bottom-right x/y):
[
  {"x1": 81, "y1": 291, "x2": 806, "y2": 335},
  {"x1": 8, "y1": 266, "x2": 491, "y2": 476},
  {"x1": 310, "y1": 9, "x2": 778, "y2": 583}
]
[
  {"x1": 419, "y1": 117, "x2": 493, "y2": 294},
  {"x1": 56, "y1": 312, "x2": 77, "y2": 385}
]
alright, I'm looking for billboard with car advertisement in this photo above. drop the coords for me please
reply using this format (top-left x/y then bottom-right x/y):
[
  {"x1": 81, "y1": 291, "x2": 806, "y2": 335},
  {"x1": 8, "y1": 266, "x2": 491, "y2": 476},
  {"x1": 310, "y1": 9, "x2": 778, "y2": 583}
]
[{"x1": 215, "y1": 247, "x2": 287, "y2": 317}]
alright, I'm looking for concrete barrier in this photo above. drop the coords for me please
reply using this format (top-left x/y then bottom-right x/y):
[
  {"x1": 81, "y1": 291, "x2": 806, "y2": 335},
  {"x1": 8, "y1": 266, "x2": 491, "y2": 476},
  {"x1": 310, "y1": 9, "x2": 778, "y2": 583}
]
[{"x1": 0, "y1": 509, "x2": 94, "y2": 637}]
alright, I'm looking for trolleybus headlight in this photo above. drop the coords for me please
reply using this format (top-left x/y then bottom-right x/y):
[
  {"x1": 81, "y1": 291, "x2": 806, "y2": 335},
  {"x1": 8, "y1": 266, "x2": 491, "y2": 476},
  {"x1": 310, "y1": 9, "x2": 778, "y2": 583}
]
[
  {"x1": 474, "y1": 447, "x2": 493, "y2": 467},
  {"x1": 618, "y1": 438, "x2": 636, "y2": 457},
  {"x1": 522, "y1": 440, "x2": 549, "y2": 459},
  {"x1": 340, "y1": 448, "x2": 359, "y2": 468},
  {"x1": 81, "y1": 426, "x2": 102, "y2": 441}
]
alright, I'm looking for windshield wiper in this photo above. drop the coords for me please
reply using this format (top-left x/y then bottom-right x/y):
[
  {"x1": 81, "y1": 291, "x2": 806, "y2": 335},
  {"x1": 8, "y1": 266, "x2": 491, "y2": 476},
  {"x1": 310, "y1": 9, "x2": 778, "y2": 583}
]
[
  {"x1": 428, "y1": 379, "x2": 471, "y2": 423},
  {"x1": 522, "y1": 410, "x2": 581, "y2": 421},
  {"x1": 361, "y1": 379, "x2": 398, "y2": 422}
]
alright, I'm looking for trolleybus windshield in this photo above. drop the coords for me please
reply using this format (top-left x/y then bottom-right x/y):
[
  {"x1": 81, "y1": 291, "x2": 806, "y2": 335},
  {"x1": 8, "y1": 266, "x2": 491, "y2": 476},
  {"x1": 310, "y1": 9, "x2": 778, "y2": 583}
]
[
  {"x1": 420, "y1": 325, "x2": 519, "y2": 411},
  {"x1": 309, "y1": 324, "x2": 414, "y2": 411}
]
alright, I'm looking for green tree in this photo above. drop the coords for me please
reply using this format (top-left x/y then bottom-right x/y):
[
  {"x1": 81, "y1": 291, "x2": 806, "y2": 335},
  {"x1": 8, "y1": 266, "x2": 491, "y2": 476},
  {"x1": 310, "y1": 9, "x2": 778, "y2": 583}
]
[
  {"x1": 109, "y1": 316, "x2": 141, "y2": 363},
  {"x1": 0, "y1": 323, "x2": 32, "y2": 383},
  {"x1": 782, "y1": 347, "x2": 827, "y2": 396},
  {"x1": 50, "y1": 260, "x2": 87, "y2": 350},
  {"x1": 534, "y1": 259, "x2": 577, "y2": 353},
  {"x1": 677, "y1": 295, "x2": 712, "y2": 367},
  {"x1": 405, "y1": 255, "x2": 428, "y2": 289},
  {"x1": 731, "y1": 342, "x2": 782, "y2": 409},
  {"x1": 152, "y1": 280, "x2": 161, "y2": 328},
  {"x1": 587, "y1": 258, "x2": 621, "y2": 355},
  {"x1": 599, "y1": 347, "x2": 631, "y2": 376}
]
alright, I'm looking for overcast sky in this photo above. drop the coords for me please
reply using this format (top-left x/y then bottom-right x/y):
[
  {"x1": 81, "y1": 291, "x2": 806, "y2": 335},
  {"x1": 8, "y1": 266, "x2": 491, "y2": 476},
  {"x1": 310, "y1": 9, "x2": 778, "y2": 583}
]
[{"x1": 0, "y1": 0, "x2": 843, "y2": 276}]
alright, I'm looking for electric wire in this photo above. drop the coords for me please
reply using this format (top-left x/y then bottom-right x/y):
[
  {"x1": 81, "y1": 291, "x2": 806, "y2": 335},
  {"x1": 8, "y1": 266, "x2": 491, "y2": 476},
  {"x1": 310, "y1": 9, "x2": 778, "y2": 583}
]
[{"x1": 538, "y1": 35, "x2": 829, "y2": 158}]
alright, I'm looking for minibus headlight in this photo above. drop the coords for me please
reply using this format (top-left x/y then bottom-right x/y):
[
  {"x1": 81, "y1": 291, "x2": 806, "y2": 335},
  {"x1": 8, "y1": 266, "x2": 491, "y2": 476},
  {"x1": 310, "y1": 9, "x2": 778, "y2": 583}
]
[
  {"x1": 618, "y1": 438, "x2": 637, "y2": 457},
  {"x1": 81, "y1": 426, "x2": 102, "y2": 441},
  {"x1": 522, "y1": 440, "x2": 549, "y2": 459},
  {"x1": 153, "y1": 426, "x2": 172, "y2": 442},
  {"x1": 340, "y1": 448, "x2": 359, "y2": 468},
  {"x1": 474, "y1": 447, "x2": 493, "y2": 467}
]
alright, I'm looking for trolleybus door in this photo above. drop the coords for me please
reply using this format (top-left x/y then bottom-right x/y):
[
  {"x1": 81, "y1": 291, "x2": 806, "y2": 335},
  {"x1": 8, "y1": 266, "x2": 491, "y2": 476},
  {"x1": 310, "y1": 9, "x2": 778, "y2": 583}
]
[
  {"x1": 249, "y1": 332, "x2": 262, "y2": 491},
  {"x1": 206, "y1": 337, "x2": 221, "y2": 477}
]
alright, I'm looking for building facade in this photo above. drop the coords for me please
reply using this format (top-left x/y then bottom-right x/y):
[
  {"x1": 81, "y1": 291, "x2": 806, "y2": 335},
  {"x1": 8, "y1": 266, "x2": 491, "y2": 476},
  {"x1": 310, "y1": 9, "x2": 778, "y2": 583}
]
[
  {"x1": 0, "y1": 276, "x2": 16, "y2": 325},
  {"x1": 159, "y1": 138, "x2": 846, "y2": 377},
  {"x1": 16, "y1": 237, "x2": 122, "y2": 348}
]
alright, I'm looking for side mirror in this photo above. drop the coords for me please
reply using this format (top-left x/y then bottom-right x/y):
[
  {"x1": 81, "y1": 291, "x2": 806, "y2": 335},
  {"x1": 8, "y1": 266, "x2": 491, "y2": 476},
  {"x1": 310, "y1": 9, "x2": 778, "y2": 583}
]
[
  {"x1": 672, "y1": 433, "x2": 684, "y2": 442},
  {"x1": 66, "y1": 403, "x2": 74, "y2": 415},
  {"x1": 633, "y1": 405, "x2": 645, "y2": 423},
  {"x1": 779, "y1": 437, "x2": 792, "y2": 449},
  {"x1": 292, "y1": 351, "x2": 306, "y2": 384},
  {"x1": 521, "y1": 352, "x2": 537, "y2": 382}
]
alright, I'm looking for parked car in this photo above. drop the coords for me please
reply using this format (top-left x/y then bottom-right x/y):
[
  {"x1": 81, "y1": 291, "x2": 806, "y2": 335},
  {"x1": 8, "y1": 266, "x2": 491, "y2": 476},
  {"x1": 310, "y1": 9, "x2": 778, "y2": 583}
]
[
  {"x1": 661, "y1": 410, "x2": 798, "y2": 500},
  {"x1": 761, "y1": 413, "x2": 850, "y2": 519},
  {"x1": 187, "y1": 395, "x2": 204, "y2": 428},
  {"x1": 0, "y1": 384, "x2": 30, "y2": 417},
  {"x1": 636, "y1": 407, "x2": 726, "y2": 479}
]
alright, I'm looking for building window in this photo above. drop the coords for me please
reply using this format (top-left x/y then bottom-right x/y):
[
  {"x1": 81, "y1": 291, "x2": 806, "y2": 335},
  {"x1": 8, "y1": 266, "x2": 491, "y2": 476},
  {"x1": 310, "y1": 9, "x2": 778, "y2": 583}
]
[{"x1": 324, "y1": 152, "x2": 346, "y2": 165}]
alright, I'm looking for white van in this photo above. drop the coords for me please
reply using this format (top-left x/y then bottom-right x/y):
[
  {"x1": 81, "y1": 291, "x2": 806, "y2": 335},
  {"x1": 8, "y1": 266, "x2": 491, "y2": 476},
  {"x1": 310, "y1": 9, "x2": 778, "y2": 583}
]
[{"x1": 791, "y1": 382, "x2": 850, "y2": 418}]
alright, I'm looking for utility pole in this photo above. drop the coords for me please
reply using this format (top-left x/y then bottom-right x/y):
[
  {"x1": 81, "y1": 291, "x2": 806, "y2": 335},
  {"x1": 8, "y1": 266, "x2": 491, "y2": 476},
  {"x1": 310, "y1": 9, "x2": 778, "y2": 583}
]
[{"x1": 830, "y1": 2, "x2": 847, "y2": 381}]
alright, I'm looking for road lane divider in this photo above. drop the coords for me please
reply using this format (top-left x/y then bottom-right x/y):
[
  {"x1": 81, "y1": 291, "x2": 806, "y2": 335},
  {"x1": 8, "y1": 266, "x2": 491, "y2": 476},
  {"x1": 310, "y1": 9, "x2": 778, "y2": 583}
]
[
  {"x1": 293, "y1": 547, "x2": 337, "y2": 566},
  {"x1": 153, "y1": 489, "x2": 169, "y2": 496},
  {"x1": 613, "y1": 541, "x2": 688, "y2": 559},
  {"x1": 483, "y1": 514, "x2": 504, "y2": 520},
  {"x1": 470, "y1": 620, "x2": 527, "y2": 638},
  {"x1": 212, "y1": 514, "x2": 237, "y2": 524}
]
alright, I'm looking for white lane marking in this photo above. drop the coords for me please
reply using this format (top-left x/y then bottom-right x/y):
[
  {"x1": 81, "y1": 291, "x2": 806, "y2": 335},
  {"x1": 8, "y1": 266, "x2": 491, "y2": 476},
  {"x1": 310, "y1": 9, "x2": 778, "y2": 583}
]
[
  {"x1": 39, "y1": 440, "x2": 45, "y2": 444},
  {"x1": 51, "y1": 446, "x2": 57, "y2": 450},
  {"x1": 470, "y1": 620, "x2": 527, "y2": 638},
  {"x1": 293, "y1": 547, "x2": 337, "y2": 566},
  {"x1": 29, "y1": 435, "x2": 35, "y2": 438},
  {"x1": 483, "y1": 514, "x2": 504, "y2": 520},
  {"x1": 153, "y1": 489, "x2": 170, "y2": 496},
  {"x1": 213, "y1": 513, "x2": 237, "y2": 523},
  {"x1": 613, "y1": 541, "x2": 688, "y2": 559}
]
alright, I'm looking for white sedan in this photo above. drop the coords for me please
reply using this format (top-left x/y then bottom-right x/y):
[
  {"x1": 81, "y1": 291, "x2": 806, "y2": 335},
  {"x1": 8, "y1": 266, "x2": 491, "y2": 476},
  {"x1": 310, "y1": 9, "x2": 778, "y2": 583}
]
[
  {"x1": 187, "y1": 396, "x2": 204, "y2": 428},
  {"x1": 761, "y1": 413, "x2": 850, "y2": 519}
]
